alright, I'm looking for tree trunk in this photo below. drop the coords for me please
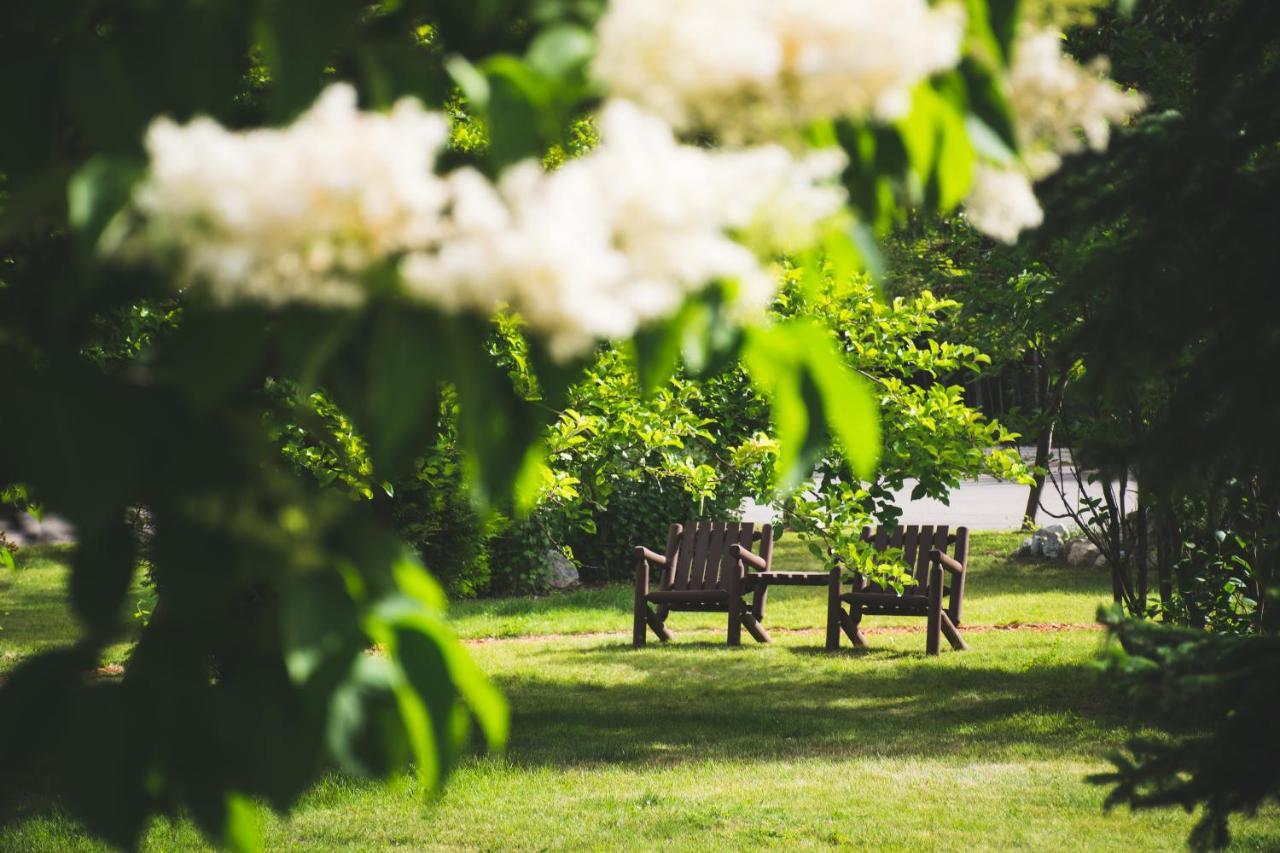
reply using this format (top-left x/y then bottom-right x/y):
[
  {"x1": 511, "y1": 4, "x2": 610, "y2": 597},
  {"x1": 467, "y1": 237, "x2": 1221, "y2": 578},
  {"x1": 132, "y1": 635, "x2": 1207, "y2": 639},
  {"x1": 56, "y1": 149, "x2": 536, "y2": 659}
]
[
  {"x1": 1135, "y1": 497, "x2": 1149, "y2": 617},
  {"x1": 1154, "y1": 502, "x2": 1175, "y2": 620},
  {"x1": 1021, "y1": 370, "x2": 1066, "y2": 529}
]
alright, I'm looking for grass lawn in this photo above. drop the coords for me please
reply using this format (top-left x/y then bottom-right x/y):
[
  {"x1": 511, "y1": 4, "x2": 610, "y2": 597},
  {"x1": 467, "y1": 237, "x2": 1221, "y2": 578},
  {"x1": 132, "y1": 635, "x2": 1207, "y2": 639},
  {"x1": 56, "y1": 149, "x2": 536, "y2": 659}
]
[{"x1": 2, "y1": 531, "x2": 1278, "y2": 850}]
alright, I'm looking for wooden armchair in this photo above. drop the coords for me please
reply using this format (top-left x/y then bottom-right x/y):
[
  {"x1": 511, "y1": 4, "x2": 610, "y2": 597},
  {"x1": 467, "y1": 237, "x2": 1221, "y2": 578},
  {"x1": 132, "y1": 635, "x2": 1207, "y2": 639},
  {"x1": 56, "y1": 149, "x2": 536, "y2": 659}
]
[
  {"x1": 633, "y1": 521, "x2": 776, "y2": 647},
  {"x1": 826, "y1": 524, "x2": 970, "y2": 655}
]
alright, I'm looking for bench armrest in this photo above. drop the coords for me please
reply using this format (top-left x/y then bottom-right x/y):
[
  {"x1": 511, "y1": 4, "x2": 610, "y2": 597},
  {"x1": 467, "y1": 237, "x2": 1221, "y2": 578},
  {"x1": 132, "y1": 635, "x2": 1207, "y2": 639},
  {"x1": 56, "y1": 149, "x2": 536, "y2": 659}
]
[
  {"x1": 929, "y1": 549, "x2": 965, "y2": 575},
  {"x1": 633, "y1": 546, "x2": 667, "y2": 566},
  {"x1": 729, "y1": 544, "x2": 768, "y2": 571}
]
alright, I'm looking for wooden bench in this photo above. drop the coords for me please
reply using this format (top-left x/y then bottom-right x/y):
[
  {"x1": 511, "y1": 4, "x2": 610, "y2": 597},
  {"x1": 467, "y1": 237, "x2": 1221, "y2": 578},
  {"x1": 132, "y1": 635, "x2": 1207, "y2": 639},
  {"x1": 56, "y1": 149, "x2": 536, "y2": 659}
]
[
  {"x1": 826, "y1": 524, "x2": 970, "y2": 655},
  {"x1": 633, "y1": 521, "x2": 828, "y2": 646}
]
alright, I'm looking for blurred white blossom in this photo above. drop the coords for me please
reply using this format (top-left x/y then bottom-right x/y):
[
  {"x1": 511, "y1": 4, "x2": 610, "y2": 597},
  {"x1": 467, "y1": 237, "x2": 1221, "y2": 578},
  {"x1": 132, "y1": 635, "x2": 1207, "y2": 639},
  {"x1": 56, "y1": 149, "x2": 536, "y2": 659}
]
[
  {"x1": 126, "y1": 83, "x2": 451, "y2": 306},
  {"x1": 964, "y1": 165, "x2": 1044, "y2": 245},
  {"x1": 124, "y1": 89, "x2": 844, "y2": 360},
  {"x1": 402, "y1": 100, "x2": 847, "y2": 359},
  {"x1": 964, "y1": 27, "x2": 1143, "y2": 243},
  {"x1": 1009, "y1": 28, "x2": 1146, "y2": 179},
  {"x1": 593, "y1": 0, "x2": 965, "y2": 138}
]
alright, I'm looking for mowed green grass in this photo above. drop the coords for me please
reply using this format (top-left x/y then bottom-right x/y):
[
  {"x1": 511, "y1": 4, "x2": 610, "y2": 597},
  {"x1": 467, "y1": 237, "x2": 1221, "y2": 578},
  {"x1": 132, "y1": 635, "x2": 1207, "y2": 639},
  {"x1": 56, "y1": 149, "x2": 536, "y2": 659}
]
[{"x1": 3, "y1": 532, "x2": 1278, "y2": 850}]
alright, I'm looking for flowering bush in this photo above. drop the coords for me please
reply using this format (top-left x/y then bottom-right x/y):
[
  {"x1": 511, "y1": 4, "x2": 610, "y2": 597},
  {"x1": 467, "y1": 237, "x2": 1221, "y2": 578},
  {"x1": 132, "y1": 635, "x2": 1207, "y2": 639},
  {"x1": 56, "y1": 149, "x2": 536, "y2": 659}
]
[{"x1": 0, "y1": 0, "x2": 1138, "y2": 849}]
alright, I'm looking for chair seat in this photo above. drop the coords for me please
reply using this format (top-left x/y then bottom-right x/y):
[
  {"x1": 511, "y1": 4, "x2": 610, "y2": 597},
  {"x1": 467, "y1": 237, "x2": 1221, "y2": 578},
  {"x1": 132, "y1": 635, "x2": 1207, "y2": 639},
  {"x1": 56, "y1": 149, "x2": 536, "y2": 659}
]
[
  {"x1": 841, "y1": 591, "x2": 930, "y2": 615},
  {"x1": 647, "y1": 588, "x2": 731, "y2": 603}
]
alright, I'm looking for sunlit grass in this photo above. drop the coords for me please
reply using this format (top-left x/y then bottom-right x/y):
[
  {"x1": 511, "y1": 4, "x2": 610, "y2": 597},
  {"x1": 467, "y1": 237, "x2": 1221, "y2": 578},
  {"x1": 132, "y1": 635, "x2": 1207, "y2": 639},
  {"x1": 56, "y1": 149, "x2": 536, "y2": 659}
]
[{"x1": 3, "y1": 533, "x2": 1278, "y2": 850}]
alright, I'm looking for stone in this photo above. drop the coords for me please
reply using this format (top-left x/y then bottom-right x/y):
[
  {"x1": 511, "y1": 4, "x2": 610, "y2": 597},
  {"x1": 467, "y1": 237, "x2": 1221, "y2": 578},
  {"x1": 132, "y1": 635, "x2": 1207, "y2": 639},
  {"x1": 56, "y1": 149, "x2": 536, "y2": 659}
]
[
  {"x1": 1065, "y1": 538, "x2": 1101, "y2": 567},
  {"x1": 1093, "y1": 552, "x2": 1109, "y2": 569},
  {"x1": 1032, "y1": 525, "x2": 1067, "y2": 560},
  {"x1": 1016, "y1": 536, "x2": 1036, "y2": 558},
  {"x1": 542, "y1": 549, "x2": 580, "y2": 590}
]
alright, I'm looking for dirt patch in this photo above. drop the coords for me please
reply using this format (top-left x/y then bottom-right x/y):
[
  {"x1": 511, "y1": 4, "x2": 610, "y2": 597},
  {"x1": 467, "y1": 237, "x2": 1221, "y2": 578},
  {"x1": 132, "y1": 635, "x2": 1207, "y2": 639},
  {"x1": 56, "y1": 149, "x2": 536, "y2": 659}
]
[{"x1": 462, "y1": 621, "x2": 1098, "y2": 645}]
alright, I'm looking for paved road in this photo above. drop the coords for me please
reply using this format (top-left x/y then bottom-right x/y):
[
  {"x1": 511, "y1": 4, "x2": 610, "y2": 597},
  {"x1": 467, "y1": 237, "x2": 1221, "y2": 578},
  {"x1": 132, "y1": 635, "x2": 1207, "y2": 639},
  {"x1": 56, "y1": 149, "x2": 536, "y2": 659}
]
[{"x1": 743, "y1": 452, "x2": 1137, "y2": 531}]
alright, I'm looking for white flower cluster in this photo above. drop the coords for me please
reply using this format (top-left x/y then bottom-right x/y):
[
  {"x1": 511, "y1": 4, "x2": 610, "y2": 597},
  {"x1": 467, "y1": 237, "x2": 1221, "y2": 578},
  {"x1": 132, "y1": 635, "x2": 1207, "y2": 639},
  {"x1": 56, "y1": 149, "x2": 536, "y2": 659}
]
[
  {"x1": 963, "y1": 164, "x2": 1045, "y2": 245},
  {"x1": 130, "y1": 84, "x2": 451, "y2": 306},
  {"x1": 964, "y1": 28, "x2": 1145, "y2": 243},
  {"x1": 593, "y1": 0, "x2": 965, "y2": 138},
  {"x1": 401, "y1": 101, "x2": 847, "y2": 359},
  {"x1": 124, "y1": 88, "x2": 845, "y2": 359},
  {"x1": 121, "y1": 4, "x2": 1144, "y2": 351},
  {"x1": 1010, "y1": 29, "x2": 1147, "y2": 180}
]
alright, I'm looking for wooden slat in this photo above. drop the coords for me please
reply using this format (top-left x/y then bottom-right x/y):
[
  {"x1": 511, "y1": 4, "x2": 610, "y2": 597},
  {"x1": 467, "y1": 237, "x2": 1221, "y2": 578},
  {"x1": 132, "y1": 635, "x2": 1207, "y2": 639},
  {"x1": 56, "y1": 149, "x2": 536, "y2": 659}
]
[
  {"x1": 671, "y1": 522, "x2": 697, "y2": 590},
  {"x1": 756, "y1": 523, "x2": 773, "y2": 569},
  {"x1": 925, "y1": 525, "x2": 949, "y2": 587},
  {"x1": 912, "y1": 525, "x2": 934, "y2": 590},
  {"x1": 873, "y1": 525, "x2": 888, "y2": 551},
  {"x1": 889, "y1": 525, "x2": 906, "y2": 550},
  {"x1": 901, "y1": 524, "x2": 920, "y2": 570},
  {"x1": 683, "y1": 523, "x2": 711, "y2": 592},
  {"x1": 708, "y1": 521, "x2": 738, "y2": 589},
  {"x1": 698, "y1": 522, "x2": 727, "y2": 589},
  {"x1": 660, "y1": 523, "x2": 683, "y2": 588},
  {"x1": 953, "y1": 526, "x2": 970, "y2": 566}
]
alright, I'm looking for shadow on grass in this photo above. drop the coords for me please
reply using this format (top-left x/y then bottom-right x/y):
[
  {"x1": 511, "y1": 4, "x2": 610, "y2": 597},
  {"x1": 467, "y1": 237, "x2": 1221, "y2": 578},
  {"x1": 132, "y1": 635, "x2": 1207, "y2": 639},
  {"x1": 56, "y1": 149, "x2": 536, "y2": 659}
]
[{"x1": 495, "y1": 641, "x2": 1122, "y2": 767}]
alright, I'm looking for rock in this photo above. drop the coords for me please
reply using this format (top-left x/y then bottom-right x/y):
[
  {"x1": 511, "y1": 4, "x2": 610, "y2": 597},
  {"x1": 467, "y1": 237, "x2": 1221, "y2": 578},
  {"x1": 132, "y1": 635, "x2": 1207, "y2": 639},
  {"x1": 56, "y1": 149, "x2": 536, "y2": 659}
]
[
  {"x1": 542, "y1": 549, "x2": 580, "y2": 590},
  {"x1": 1093, "y1": 552, "x2": 1109, "y2": 569},
  {"x1": 1033, "y1": 525, "x2": 1067, "y2": 560},
  {"x1": 1065, "y1": 538, "x2": 1101, "y2": 567},
  {"x1": 1016, "y1": 536, "x2": 1037, "y2": 558}
]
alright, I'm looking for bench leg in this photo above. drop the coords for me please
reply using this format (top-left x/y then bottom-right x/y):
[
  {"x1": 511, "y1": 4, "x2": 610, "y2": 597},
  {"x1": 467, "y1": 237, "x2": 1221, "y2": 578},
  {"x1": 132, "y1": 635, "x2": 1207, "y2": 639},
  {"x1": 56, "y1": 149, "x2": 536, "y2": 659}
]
[
  {"x1": 644, "y1": 607, "x2": 673, "y2": 642},
  {"x1": 826, "y1": 570, "x2": 842, "y2": 650},
  {"x1": 840, "y1": 607, "x2": 868, "y2": 647},
  {"x1": 727, "y1": 594, "x2": 743, "y2": 647},
  {"x1": 940, "y1": 611, "x2": 966, "y2": 651},
  {"x1": 741, "y1": 612, "x2": 771, "y2": 643},
  {"x1": 751, "y1": 584, "x2": 768, "y2": 622},
  {"x1": 926, "y1": 565, "x2": 943, "y2": 655},
  {"x1": 633, "y1": 596, "x2": 647, "y2": 648}
]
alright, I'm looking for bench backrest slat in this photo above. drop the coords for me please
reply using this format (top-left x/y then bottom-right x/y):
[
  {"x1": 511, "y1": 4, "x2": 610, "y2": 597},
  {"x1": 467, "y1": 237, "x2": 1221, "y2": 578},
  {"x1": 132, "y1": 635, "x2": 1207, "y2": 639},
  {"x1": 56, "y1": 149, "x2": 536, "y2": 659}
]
[
  {"x1": 859, "y1": 524, "x2": 968, "y2": 592},
  {"x1": 663, "y1": 521, "x2": 770, "y2": 592}
]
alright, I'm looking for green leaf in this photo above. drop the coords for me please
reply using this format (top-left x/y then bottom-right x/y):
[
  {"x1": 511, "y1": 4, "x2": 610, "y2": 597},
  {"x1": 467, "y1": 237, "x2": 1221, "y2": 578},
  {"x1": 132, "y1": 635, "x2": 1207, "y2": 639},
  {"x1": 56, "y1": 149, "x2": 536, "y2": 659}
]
[
  {"x1": 67, "y1": 157, "x2": 141, "y2": 251},
  {"x1": 256, "y1": 0, "x2": 363, "y2": 120},
  {"x1": 957, "y1": 59, "x2": 1019, "y2": 155},
  {"x1": 482, "y1": 57, "x2": 550, "y2": 168},
  {"x1": 281, "y1": 573, "x2": 364, "y2": 687},
  {"x1": 932, "y1": 95, "x2": 976, "y2": 212},
  {"x1": 222, "y1": 793, "x2": 263, "y2": 853},
  {"x1": 898, "y1": 86, "x2": 943, "y2": 182},
  {"x1": 158, "y1": 308, "x2": 268, "y2": 411},
  {"x1": 391, "y1": 550, "x2": 448, "y2": 614},
  {"x1": 326, "y1": 653, "x2": 411, "y2": 778},
  {"x1": 742, "y1": 326, "x2": 811, "y2": 490},
  {"x1": 525, "y1": 25, "x2": 594, "y2": 79},
  {"x1": 987, "y1": 0, "x2": 1021, "y2": 61},
  {"x1": 964, "y1": 114, "x2": 1017, "y2": 165},
  {"x1": 364, "y1": 308, "x2": 442, "y2": 479},
  {"x1": 445, "y1": 55, "x2": 490, "y2": 109},
  {"x1": 444, "y1": 319, "x2": 548, "y2": 507},
  {"x1": 801, "y1": 332, "x2": 881, "y2": 481}
]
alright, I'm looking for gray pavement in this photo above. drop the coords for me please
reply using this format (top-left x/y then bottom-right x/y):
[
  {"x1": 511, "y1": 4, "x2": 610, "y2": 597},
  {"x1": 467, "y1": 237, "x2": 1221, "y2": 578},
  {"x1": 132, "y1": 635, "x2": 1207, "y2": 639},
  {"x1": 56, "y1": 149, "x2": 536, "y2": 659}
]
[{"x1": 742, "y1": 449, "x2": 1136, "y2": 531}]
